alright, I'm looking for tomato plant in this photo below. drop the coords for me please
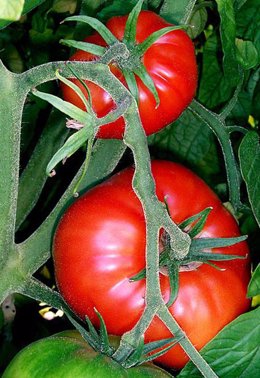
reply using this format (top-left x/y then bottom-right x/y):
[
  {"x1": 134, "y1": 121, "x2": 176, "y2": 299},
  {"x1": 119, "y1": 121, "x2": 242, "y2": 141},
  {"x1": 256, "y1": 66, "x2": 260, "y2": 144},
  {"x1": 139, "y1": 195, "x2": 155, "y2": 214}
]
[
  {"x1": 0, "y1": 0, "x2": 259, "y2": 376},
  {"x1": 3, "y1": 330, "x2": 171, "y2": 377},
  {"x1": 61, "y1": 10, "x2": 197, "y2": 139},
  {"x1": 53, "y1": 160, "x2": 251, "y2": 369}
]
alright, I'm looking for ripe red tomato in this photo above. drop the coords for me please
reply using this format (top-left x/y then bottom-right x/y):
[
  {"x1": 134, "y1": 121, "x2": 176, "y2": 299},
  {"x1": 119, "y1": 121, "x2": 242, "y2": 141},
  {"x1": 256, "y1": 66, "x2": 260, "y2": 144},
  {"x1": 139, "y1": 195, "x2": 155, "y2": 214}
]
[
  {"x1": 53, "y1": 161, "x2": 251, "y2": 369},
  {"x1": 61, "y1": 11, "x2": 197, "y2": 139}
]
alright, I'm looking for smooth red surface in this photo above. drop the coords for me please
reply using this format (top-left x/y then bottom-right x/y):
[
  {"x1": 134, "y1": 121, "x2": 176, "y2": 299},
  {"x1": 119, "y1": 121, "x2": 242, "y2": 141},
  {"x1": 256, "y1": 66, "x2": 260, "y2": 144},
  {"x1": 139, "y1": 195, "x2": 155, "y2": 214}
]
[
  {"x1": 53, "y1": 161, "x2": 251, "y2": 369},
  {"x1": 61, "y1": 11, "x2": 198, "y2": 139}
]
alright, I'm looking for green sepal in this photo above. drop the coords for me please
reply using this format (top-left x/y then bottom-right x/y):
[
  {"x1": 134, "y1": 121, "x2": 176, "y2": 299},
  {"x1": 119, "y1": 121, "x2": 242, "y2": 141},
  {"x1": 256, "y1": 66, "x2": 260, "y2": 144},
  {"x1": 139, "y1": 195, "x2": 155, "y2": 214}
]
[
  {"x1": 97, "y1": 96, "x2": 132, "y2": 127},
  {"x1": 123, "y1": 69, "x2": 139, "y2": 104},
  {"x1": 56, "y1": 68, "x2": 92, "y2": 114},
  {"x1": 190, "y1": 235, "x2": 247, "y2": 251},
  {"x1": 65, "y1": 63, "x2": 94, "y2": 112},
  {"x1": 32, "y1": 89, "x2": 91, "y2": 125},
  {"x1": 179, "y1": 207, "x2": 213, "y2": 237},
  {"x1": 140, "y1": 336, "x2": 182, "y2": 365},
  {"x1": 64, "y1": 15, "x2": 118, "y2": 45},
  {"x1": 186, "y1": 251, "x2": 246, "y2": 263},
  {"x1": 123, "y1": 0, "x2": 144, "y2": 46},
  {"x1": 166, "y1": 261, "x2": 180, "y2": 307},
  {"x1": 130, "y1": 234, "x2": 247, "y2": 285},
  {"x1": 84, "y1": 315, "x2": 100, "y2": 343},
  {"x1": 60, "y1": 39, "x2": 106, "y2": 57},
  {"x1": 65, "y1": 312, "x2": 100, "y2": 352},
  {"x1": 135, "y1": 64, "x2": 160, "y2": 107},
  {"x1": 72, "y1": 135, "x2": 96, "y2": 196},
  {"x1": 46, "y1": 126, "x2": 93, "y2": 175},
  {"x1": 94, "y1": 308, "x2": 115, "y2": 356},
  {"x1": 122, "y1": 337, "x2": 144, "y2": 368},
  {"x1": 123, "y1": 335, "x2": 181, "y2": 368},
  {"x1": 135, "y1": 25, "x2": 187, "y2": 57}
]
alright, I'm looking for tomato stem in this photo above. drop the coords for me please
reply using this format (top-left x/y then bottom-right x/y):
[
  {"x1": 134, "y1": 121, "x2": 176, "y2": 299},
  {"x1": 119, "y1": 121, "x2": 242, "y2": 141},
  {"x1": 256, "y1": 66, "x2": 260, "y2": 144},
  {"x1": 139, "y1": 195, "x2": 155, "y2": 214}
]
[{"x1": 189, "y1": 100, "x2": 244, "y2": 214}]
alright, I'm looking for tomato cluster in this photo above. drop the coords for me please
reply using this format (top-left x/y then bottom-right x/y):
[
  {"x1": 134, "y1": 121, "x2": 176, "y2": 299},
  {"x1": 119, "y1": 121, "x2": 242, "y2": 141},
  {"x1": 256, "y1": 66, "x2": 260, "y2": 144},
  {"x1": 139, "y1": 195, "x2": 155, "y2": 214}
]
[{"x1": 53, "y1": 161, "x2": 251, "y2": 369}]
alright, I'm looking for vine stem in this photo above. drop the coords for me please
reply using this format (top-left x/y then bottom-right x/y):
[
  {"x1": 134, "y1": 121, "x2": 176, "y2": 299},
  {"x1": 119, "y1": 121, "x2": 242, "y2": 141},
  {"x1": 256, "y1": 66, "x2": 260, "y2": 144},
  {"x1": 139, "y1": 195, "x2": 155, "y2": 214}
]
[
  {"x1": 112, "y1": 86, "x2": 217, "y2": 377},
  {"x1": 189, "y1": 100, "x2": 243, "y2": 213},
  {"x1": 0, "y1": 58, "x2": 217, "y2": 376},
  {"x1": 158, "y1": 308, "x2": 218, "y2": 378}
]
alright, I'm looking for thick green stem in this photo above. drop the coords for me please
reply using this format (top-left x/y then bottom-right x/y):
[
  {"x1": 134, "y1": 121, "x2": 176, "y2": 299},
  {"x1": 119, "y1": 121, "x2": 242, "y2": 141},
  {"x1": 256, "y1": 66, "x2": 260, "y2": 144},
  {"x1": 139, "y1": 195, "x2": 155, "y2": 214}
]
[
  {"x1": 0, "y1": 62, "x2": 26, "y2": 264},
  {"x1": 189, "y1": 100, "x2": 243, "y2": 213},
  {"x1": 112, "y1": 95, "x2": 217, "y2": 378}
]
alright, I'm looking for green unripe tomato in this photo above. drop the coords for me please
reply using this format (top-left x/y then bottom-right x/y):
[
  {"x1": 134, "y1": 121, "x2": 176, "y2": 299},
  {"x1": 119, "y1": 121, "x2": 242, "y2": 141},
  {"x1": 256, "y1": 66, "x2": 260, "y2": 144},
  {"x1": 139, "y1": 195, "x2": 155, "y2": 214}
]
[{"x1": 3, "y1": 330, "x2": 171, "y2": 378}]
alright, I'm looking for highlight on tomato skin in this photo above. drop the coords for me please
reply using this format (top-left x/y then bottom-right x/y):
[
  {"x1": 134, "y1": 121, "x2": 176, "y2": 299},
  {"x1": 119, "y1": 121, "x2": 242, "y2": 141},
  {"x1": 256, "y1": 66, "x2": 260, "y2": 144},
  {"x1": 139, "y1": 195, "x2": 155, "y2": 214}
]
[
  {"x1": 61, "y1": 10, "x2": 198, "y2": 139},
  {"x1": 53, "y1": 160, "x2": 251, "y2": 370}
]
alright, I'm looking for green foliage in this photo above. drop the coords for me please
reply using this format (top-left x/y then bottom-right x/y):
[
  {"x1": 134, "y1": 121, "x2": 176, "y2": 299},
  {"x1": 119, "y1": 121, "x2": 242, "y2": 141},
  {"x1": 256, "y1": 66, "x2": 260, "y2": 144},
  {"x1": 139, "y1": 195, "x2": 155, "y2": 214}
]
[
  {"x1": 198, "y1": 32, "x2": 234, "y2": 109},
  {"x1": 159, "y1": 0, "x2": 196, "y2": 24},
  {"x1": 239, "y1": 131, "x2": 260, "y2": 227},
  {"x1": 247, "y1": 264, "x2": 260, "y2": 298},
  {"x1": 178, "y1": 307, "x2": 260, "y2": 377},
  {"x1": 0, "y1": 0, "x2": 47, "y2": 29},
  {"x1": 0, "y1": 0, "x2": 25, "y2": 21},
  {"x1": 216, "y1": 0, "x2": 240, "y2": 87},
  {"x1": 149, "y1": 109, "x2": 220, "y2": 180}
]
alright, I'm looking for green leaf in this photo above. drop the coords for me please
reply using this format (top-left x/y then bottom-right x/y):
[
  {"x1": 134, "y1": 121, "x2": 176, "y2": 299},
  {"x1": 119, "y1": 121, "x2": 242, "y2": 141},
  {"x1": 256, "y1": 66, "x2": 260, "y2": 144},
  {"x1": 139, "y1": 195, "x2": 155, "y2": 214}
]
[
  {"x1": 198, "y1": 32, "x2": 234, "y2": 109},
  {"x1": 252, "y1": 79, "x2": 260, "y2": 120},
  {"x1": 234, "y1": 0, "x2": 247, "y2": 10},
  {"x1": 159, "y1": 0, "x2": 196, "y2": 24},
  {"x1": 236, "y1": 0, "x2": 260, "y2": 60},
  {"x1": 239, "y1": 131, "x2": 260, "y2": 227},
  {"x1": 186, "y1": 6, "x2": 208, "y2": 39},
  {"x1": 0, "y1": 0, "x2": 24, "y2": 21},
  {"x1": 0, "y1": 0, "x2": 46, "y2": 29},
  {"x1": 215, "y1": 0, "x2": 240, "y2": 87},
  {"x1": 97, "y1": 0, "x2": 138, "y2": 22},
  {"x1": 178, "y1": 307, "x2": 260, "y2": 377},
  {"x1": 52, "y1": 0, "x2": 77, "y2": 14},
  {"x1": 148, "y1": 108, "x2": 220, "y2": 178},
  {"x1": 236, "y1": 38, "x2": 259, "y2": 70},
  {"x1": 247, "y1": 264, "x2": 260, "y2": 298}
]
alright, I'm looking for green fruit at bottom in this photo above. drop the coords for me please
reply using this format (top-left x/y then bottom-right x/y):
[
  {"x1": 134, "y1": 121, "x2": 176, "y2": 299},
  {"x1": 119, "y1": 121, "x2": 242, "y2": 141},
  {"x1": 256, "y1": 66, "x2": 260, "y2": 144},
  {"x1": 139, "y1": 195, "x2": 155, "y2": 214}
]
[{"x1": 3, "y1": 330, "x2": 172, "y2": 377}]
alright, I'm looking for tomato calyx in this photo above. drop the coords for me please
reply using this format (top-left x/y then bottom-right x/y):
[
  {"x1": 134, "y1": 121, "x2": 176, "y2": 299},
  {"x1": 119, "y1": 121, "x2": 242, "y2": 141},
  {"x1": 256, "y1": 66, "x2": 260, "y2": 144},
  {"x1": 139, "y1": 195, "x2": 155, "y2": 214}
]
[
  {"x1": 66, "y1": 305, "x2": 183, "y2": 369},
  {"x1": 131, "y1": 207, "x2": 247, "y2": 306},
  {"x1": 61, "y1": 0, "x2": 187, "y2": 106},
  {"x1": 32, "y1": 67, "x2": 131, "y2": 193}
]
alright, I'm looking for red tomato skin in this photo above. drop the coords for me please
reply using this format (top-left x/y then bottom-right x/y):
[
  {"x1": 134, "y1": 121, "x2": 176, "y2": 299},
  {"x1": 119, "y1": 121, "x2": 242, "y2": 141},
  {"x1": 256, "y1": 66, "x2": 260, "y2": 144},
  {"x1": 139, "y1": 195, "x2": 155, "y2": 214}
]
[
  {"x1": 61, "y1": 11, "x2": 198, "y2": 139},
  {"x1": 53, "y1": 161, "x2": 251, "y2": 369}
]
